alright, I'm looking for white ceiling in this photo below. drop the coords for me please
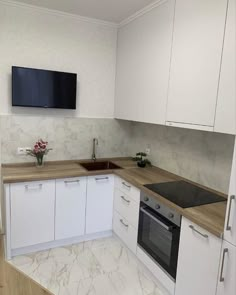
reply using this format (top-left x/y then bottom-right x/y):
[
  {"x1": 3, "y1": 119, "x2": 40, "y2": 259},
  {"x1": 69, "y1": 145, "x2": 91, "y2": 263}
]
[{"x1": 12, "y1": 0, "x2": 157, "y2": 23}]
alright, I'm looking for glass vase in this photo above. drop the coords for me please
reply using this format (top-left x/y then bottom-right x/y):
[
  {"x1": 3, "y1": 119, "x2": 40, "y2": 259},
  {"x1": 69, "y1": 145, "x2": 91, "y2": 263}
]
[{"x1": 36, "y1": 155, "x2": 44, "y2": 168}]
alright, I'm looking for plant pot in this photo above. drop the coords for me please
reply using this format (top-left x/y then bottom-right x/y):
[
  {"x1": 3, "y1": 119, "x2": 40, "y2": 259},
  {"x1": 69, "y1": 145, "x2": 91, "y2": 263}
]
[{"x1": 137, "y1": 161, "x2": 146, "y2": 168}]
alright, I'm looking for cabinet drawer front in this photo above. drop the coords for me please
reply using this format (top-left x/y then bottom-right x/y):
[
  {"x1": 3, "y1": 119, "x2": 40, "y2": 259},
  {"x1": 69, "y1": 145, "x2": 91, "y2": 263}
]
[
  {"x1": 114, "y1": 189, "x2": 139, "y2": 228},
  {"x1": 113, "y1": 211, "x2": 138, "y2": 254},
  {"x1": 10, "y1": 180, "x2": 55, "y2": 249},
  {"x1": 115, "y1": 176, "x2": 140, "y2": 203},
  {"x1": 55, "y1": 177, "x2": 87, "y2": 240}
]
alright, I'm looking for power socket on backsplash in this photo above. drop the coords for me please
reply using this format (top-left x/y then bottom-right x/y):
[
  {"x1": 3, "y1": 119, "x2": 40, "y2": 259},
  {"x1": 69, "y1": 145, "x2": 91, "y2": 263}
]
[{"x1": 17, "y1": 147, "x2": 31, "y2": 155}]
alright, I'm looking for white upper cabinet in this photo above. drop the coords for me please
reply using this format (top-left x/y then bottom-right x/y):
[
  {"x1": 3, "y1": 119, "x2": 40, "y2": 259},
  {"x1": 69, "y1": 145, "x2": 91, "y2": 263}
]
[
  {"x1": 214, "y1": 0, "x2": 236, "y2": 135},
  {"x1": 224, "y1": 139, "x2": 236, "y2": 246},
  {"x1": 55, "y1": 177, "x2": 87, "y2": 240},
  {"x1": 166, "y1": 0, "x2": 228, "y2": 128},
  {"x1": 115, "y1": 0, "x2": 175, "y2": 124}
]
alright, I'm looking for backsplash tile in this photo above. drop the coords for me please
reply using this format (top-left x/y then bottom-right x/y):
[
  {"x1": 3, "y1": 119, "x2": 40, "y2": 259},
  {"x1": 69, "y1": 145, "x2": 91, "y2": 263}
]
[
  {"x1": 128, "y1": 121, "x2": 235, "y2": 193},
  {"x1": 0, "y1": 115, "x2": 234, "y2": 194}
]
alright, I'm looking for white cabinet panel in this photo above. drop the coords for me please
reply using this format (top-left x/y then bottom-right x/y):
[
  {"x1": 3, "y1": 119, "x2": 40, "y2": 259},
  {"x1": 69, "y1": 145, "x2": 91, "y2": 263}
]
[
  {"x1": 167, "y1": 0, "x2": 228, "y2": 127},
  {"x1": 55, "y1": 177, "x2": 87, "y2": 240},
  {"x1": 10, "y1": 180, "x2": 55, "y2": 249},
  {"x1": 115, "y1": 0, "x2": 175, "y2": 124},
  {"x1": 113, "y1": 211, "x2": 137, "y2": 254},
  {"x1": 215, "y1": 0, "x2": 236, "y2": 134},
  {"x1": 175, "y1": 217, "x2": 222, "y2": 295},
  {"x1": 114, "y1": 176, "x2": 140, "y2": 203},
  {"x1": 86, "y1": 175, "x2": 114, "y2": 234},
  {"x1": 216, "y1": 240, "x2": 236, "y2": 295},
  {"x1": 224, "y1": 140, "x2": 236, "y2": 246},
  {"x1": 114, "y1": 188, "x2": 139, "y2": 228}
]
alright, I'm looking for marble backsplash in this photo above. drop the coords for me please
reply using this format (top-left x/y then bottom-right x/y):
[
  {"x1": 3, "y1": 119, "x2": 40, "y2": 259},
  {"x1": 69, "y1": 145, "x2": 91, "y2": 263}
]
[
  {"x1": 0, "y1": 115, "x2": 235, "y2": 193},
  {"x1": 0, "y1": 115, "x2": 131, "y2": 164},
  {"x1": 129, "y1": 121, "x2": 235, "y2": 194}
]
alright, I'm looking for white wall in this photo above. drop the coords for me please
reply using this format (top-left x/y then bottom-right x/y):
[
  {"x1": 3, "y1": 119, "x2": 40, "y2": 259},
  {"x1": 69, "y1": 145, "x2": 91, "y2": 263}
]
[{"x1": 0, "y1": 1, "x2": 117, "y2": 118}]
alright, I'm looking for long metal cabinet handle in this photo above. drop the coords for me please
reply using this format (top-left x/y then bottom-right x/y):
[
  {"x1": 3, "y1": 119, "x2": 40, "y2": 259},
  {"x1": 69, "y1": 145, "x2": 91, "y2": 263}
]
[
  {"x1": 122, "y1": 182, "x2": 131, "y2": 189},
  {"x1": 95, "y1": 177, "x2": 109, "y2": 181},
  {"x1": 226, "y1": 195, "x2": 235, "y2": 231},
  {"x1": 25, "y1": 183, "x2": 43, "y2": 190},
  {"x1": 219, "y1": 248, "x2": 228, "y2": 282},
  {"x1": 189, "y1": 225, "x2": 208, "y2": 239},
  {"x1": 64, "y1": 180, "x2": 80, "y2": 184},
  {"x1": 140, "y1": 207, "x2": 172, "y2": 231},
  {"x1": 120, "y1": 219, "x2": 129, "y2": 228},
  {"x1": 120, "y1": 195, "x2": 130, "y2": 204}
]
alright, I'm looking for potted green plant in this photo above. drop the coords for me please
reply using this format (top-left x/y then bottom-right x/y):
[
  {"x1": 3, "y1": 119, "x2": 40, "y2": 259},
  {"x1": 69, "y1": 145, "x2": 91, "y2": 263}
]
[{"x1": 133, "y1": 152, "x2": 151, "y2": 168}]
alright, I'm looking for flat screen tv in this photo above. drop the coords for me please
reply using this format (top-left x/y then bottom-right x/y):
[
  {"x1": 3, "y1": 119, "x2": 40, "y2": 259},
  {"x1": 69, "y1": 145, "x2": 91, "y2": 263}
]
[{"x1": 12, "y1": 66, "x2": 77, "y2": 109}]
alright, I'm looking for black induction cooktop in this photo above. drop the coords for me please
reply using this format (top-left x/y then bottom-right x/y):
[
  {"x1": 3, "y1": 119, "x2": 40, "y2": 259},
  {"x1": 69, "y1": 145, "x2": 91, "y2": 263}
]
[{"x1": 144, "y1": 181, "x2": 226, "y2": 208}]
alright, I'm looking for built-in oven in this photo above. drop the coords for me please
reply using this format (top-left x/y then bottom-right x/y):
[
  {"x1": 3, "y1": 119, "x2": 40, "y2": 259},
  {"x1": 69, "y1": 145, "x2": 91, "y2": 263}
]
[{"x1": 138, "y1": 191, "x2": 181, "y2": 280}]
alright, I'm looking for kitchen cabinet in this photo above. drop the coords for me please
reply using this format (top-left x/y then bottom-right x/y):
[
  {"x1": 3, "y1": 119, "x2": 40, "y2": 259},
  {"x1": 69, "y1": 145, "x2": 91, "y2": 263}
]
[
  {"x1": 214, "y1": 0, "x2": 236, "y2": 135},
  {"x1": 115, "y1": 0, "x2": 175, "y2": 124},
  {"x1": 216, "y1": 240, "x2": 236, "y2": 295},
  {"x1": 55, "y1": 177, "x2": 87, "y2": 240},
  {"x1": 10, "y1": 180, "x2": 55, "y2": 249},
  {"x1": 166, "y1": 0, "x2": 228, "y2": 128},
  {"x1": 175, "y1": 217, "x2": 222, "y2": 295},
  {"x1": 86, "y1": 175, "x2": 114, "y2": 234},
  {"x1": 224, "y1": 139, "x2": 236, "y2": 246}
]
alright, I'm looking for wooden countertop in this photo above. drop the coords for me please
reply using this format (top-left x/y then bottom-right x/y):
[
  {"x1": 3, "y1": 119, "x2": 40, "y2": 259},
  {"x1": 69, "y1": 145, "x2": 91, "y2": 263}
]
[{"x1": 1, "y1": 158, "x2": 227, "y2": 238}]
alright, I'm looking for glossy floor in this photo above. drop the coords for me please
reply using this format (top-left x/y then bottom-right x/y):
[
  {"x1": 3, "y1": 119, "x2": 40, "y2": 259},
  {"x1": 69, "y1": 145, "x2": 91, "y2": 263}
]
[{"x1": 9, "y1": 236, "x2": 166, "y2": 295}]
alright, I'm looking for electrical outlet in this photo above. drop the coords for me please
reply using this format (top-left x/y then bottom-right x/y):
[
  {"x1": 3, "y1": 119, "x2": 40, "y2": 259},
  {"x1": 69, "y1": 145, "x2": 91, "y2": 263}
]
[
  {"x1": 145, "y1": 147, "x2": 151, "y2": 155},
  {"x1": 17, "y1": 147, "x2": 31, "y2": 155}
]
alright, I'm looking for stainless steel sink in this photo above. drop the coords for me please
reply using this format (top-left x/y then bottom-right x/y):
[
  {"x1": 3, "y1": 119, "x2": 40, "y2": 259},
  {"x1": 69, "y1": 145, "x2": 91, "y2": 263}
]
[{"x1": 79, "y1": 161, "x2": 122, "y2": 171}]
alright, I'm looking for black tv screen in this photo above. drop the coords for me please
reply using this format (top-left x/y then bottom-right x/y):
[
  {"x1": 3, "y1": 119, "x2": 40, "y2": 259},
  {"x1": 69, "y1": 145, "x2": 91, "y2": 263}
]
[{"x1": 12, "y1": 66, "x2": 77, "y2": 109}]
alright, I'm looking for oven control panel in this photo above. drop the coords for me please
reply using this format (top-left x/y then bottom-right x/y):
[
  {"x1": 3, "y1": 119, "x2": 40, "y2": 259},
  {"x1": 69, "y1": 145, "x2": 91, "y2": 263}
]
[{"x1": 140, "y1": 191, "x2": 181, "y2": 226}]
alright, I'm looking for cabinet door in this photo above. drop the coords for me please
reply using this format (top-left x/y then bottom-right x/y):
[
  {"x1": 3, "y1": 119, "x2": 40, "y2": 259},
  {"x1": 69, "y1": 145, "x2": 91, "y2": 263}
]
[
  {"x1": 86, "y1": 175, "x2": 114, "y2": 234},
  {"x1": 55, "y1": 177, "x2": 87, "y2": 240},
  {"x1": 115, "y1": 0, "x2": 175, "y2": 124},
  {"x1": 224, "y1": 139, "x2": 236, "y2": 246},
  {"x1": 166, "y1": 0, "x2": 228, "y2": 127},
  {"x1": 216, "y1": 240, "x2": 236, "y2": 295},
  {"x1": 215, "y1": 0, "x2": 236, "y2": 134},
  {"x1": 10, "y1": 180, "x2": 55, "y2": 249},
  {"x1": 175, "y1": 217, "x2": 222, "y2": 295}
]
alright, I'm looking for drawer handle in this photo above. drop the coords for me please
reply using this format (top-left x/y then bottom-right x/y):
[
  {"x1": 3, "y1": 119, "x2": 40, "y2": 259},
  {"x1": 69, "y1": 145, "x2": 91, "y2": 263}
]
[
  {"x1": 219, "y1": 248, "x2": 228, "y2": 282},
  {"x1": 120, "y1": 195, "x2": 130, "y2": 204},
  {"x1": 189, "y1": 225, "x2": 208, "y2": 239},
  {"x1": 122, "y1": 182, "x2": 131, "y2": 189},
  {"x1": 120, "y1": 219, "x2": 129, "y2": 228},
  {"x1": 64, "y1": 180, "x2": 80, "y2": 184},
  {"x1": 25, "y1": 184, "x2": 42, "y2": 190},
  {"x1": 95, "y1": 177, "x2": 109, "y2": 181},
  {"x1": 226, "y1": 195, "x2": 235, "y2": 231}
]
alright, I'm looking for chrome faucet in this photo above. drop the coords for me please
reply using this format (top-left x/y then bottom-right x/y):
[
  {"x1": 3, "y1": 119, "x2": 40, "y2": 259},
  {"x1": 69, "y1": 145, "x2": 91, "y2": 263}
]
[{"x1": 92, "y1": 138, "x2": 98, "y2": 161}]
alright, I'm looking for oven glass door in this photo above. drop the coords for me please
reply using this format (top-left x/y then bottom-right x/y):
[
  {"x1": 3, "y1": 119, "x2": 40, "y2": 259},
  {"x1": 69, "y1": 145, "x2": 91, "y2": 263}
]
[{"x1": 138, "y1": 203, "x2": 180, "y2": 279}]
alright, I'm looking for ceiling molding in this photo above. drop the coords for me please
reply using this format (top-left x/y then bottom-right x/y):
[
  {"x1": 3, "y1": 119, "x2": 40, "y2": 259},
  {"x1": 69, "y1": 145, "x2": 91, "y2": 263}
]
[
  {"x1": 0, "y1": 0, "x2": 118, "y2": 28},
  {"x1": 119, "y1": 0, "x2": 167, "y2": 27}
]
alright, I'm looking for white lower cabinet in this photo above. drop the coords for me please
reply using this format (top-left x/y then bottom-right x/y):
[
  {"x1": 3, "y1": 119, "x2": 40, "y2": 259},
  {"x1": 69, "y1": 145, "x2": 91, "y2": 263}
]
[
  {"x1": 86, "y1": 175, "x2": 114, "y2": 234},
  {"x1": 175, "y1": 217, "x2": 222, "y2": 295},
  {"x1": 10, "y1": 180, "x2": 55, "y2": 249},
  {"x1": 55, "y1": 177, "x2": 87, "y2": 240},
  {"x1": 216, "y1": 240, "x2": 236, "y2": 295}
]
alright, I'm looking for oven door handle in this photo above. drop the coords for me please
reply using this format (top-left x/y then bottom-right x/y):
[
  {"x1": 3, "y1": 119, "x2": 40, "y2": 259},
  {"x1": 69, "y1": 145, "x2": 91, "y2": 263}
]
[{"x1": 140, "y1": 207, "x2": 173, "y2": 231}]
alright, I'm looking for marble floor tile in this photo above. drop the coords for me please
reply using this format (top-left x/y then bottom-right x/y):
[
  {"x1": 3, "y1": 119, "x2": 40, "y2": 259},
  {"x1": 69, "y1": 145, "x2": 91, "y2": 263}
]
[{"x1": 9, "y1": 236, "x2": 167, "y2": 295}]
